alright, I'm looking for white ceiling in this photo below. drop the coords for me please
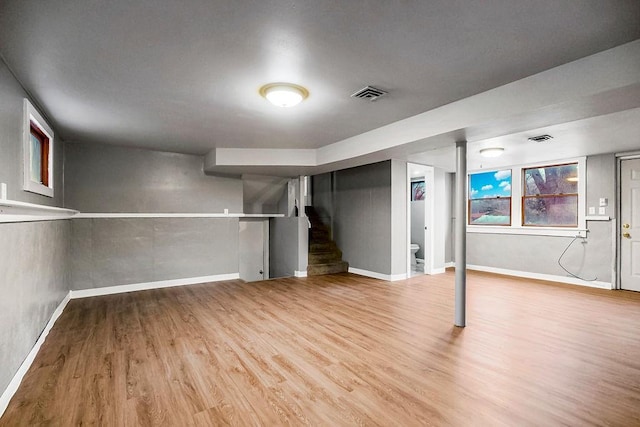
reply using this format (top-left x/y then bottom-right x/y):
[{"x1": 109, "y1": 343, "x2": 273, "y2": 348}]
[{"x1": 1, "y1": 0, "x2": 639, "y2": 167}]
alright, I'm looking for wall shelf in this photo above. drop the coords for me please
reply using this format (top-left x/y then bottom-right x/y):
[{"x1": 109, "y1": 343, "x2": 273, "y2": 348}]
[
  {"x1": 74, "y1": 213, "x2": 285, "y2": 219},
  {"x1": 0, "y1": 199, "x2": 79, "y2": 223}
]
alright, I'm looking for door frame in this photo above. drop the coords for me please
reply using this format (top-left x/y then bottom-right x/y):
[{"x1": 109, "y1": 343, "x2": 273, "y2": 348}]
[
  {"x1": 615, "y1": 152, "x2": 640, "y2": 290},
  {"x1": 406, "y1": 163, "x2": 435, "y2": 275}
]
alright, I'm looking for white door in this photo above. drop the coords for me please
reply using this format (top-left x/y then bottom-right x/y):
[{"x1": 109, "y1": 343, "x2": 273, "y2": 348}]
[
  {"x1": 621, "y1": 158, "x2": 640, "y2": 292},
  {"x1": 239, "y1": 220, "x2": 265, "y2": 282}
]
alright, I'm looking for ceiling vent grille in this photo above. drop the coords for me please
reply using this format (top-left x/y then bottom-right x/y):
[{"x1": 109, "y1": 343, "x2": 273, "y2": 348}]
[
  {"x1": 351, "y1": 86, "x2": 388, "y2": 101},
  {"x1": 527, "y1": 134, "x2": 554, "y2": 142}
]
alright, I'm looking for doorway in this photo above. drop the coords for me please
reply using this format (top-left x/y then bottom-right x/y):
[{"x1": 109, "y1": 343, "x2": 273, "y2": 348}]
[
  {"x1": 239, "y1": 219, "x2": 269, "y2": 282},
  {"x1": 407, "y1": 163, "x2": 434, "y2": 277},
  {"x1": 620, "y1": 158, "x2": 640, "y2": 291}
]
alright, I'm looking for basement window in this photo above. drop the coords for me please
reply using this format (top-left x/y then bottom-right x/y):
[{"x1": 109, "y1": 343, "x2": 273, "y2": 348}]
[
  {"x1": 23, "y1": 99, "x2": 54, "y2": 197},
  {"x1": 523, "y1": 162, "x2": 578, "y2": 227},
  {"x1": 468, "y1": 158, "x2": 585, "y2": 237},
  {"x1": 468, "y1": 169, "x2": 512, "y2": 225}
]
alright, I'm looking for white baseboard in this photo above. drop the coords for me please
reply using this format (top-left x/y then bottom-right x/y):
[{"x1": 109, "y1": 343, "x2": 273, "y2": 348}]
[
  {"x1": 466, "y1": 264, "x2": 612, "y2": 290},
  {"x1": 429, "y1": 267, "x2": 446, "y2": 275},
  {"x1": 349, "y1": 267, "x2": 407, "y2": 282},
  {"x1": 294, "y1": 270, "x2": 308, "y2": 278},
  {"x1": 444, "y1": 262, "x2": 455, "y2": 268},
  {"x1": 69, "y1": 273, "x2": 241, "y2": 299},
  {"x1": 0, "y1": 291, "x2": 71, "y2": 418}
]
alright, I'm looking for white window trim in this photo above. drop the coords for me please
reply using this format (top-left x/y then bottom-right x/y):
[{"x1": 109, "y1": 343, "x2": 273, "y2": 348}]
[
  {"x1": 23, "y1": 98, "x2": 54, "y2": 198},
  {"x1": 468, "y1": 157, "x2": 586, "y2": 237}
]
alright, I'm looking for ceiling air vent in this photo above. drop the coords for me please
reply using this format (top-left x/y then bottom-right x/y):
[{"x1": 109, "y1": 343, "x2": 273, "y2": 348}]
[
  {"x1": 351, "y1": 86, "x2": 388, "y2": 101},
  {"x1": 527, "y1": 134, "x2": 554, "y2": 142}
]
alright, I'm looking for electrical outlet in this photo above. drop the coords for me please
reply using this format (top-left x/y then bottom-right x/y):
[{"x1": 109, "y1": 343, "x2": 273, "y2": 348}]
[
  {"x1": 588, "y1": 206, "x2": 595, "y2": 215},
  {"x1": 599, "y1": 198, "x2": 608, "y2": 207},
  {"x1": 598, "y1": 207, "x2": 606, "y2": 215}
]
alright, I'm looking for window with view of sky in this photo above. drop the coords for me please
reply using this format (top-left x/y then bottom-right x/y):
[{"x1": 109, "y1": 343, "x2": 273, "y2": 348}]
[{"x1": 469, "y1": 170, "x2": 512, "y2": 225}]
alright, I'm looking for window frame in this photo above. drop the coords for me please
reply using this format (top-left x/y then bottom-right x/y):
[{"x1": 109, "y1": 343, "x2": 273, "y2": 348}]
[
  {"x1": 467, "y1": 157, "x2": 586, "y2": 237},
  {"x1": 467, "y1": 169, "x2": 512, "y2": 226},
  {"x1": 521, "y1": 162, "x2": 579, "y2": 228},
  {"x1": 23, "y1": 99, "x2": 54, "y2": 197}
]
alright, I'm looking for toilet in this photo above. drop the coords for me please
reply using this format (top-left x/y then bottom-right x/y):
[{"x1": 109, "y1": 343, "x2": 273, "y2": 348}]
[{"x1": 410, "y1": 243, "x2": 420, "y2": 266}]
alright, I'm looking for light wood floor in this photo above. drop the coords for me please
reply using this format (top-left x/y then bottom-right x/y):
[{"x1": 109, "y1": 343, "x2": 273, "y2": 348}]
[{"x1": 2, "y1": 271, "x2": 640, "y2": 426}]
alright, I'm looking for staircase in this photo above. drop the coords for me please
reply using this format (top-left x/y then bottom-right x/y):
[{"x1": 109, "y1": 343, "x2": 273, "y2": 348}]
[{"x1": 305, "y1": 207, "x2": 349, "y2": 276}]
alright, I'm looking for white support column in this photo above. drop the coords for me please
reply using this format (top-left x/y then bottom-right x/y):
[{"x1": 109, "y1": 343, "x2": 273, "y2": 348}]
[{"x1": 455, "y1": 141, "x2": 467, "y2": 327}]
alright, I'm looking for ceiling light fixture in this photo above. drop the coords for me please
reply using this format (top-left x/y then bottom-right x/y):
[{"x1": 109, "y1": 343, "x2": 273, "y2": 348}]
[
  {"x1": 479, "y1": 147, "x2": 504, "y2": 158},
  {"x1": 566, "y1": 177, "x2": 579, "y2": 182},
  {"x1": 260, "y1": 83, "x2": 309, "y2": 108}
]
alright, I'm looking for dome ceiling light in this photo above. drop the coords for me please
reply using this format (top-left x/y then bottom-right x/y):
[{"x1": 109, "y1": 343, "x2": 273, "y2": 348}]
[
  {"x1": 260, "y1": 83, "x2": 309, "y2": 108},
  {"x1": 479, "y1": 147, "x2": 505, "y2": 158}
]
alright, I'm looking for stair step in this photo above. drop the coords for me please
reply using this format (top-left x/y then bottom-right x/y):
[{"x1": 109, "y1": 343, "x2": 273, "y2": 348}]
[
  {"x1": 310, "y1": 241, "x2": 338, "y2": 252},
  {"x1": 310, "y1": 229, "x2": 330, "y2": 240},
  {"x1": 308, "y1": 250, "x2": 343, "y2": 265},
  {"x1": 307, "y1": 261, "x2": 349, "y2": 276}
]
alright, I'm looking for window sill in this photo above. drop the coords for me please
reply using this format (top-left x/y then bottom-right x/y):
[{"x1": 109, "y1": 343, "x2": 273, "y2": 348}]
[{"x1": 467, "y1": 226, "x2": 587, "y2": 237}]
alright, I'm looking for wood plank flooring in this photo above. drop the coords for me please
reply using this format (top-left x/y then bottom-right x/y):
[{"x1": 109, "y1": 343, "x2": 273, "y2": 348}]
[{"x1": 2, "y1": 271, "x2": 640, "y2": 426}]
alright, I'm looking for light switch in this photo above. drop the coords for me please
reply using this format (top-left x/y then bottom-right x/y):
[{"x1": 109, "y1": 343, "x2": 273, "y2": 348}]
[
  {"x1": 588, "y1": 206, "x2": 596, "y2": 215},
  {"x1": 599, "y1": 198, "x2": 608, "y2": 207},
  {"x1": 598, "y1": 207, "x2": 606, "y2": 215}
]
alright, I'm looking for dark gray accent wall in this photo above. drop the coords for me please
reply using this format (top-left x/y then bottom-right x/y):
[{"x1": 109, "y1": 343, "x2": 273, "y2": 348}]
[
  {"x1": 333, "y1": 161, "x2": 392, "y2": 274},
  {"x1": 0, "y1": 60, "x2": 70, "y2": 396},
  {"x1": 70, "y1": 218, "x2": 239, "y2": 290},
  {"x1": 64, "y1": 142, "x2": 242, "y2": 213},
  {"x1": 311, "y1": 173, "x2": 333, "y2": 226}
]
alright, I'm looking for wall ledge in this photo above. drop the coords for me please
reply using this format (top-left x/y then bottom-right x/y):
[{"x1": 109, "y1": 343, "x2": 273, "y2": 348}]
[
  {"x1": 74, "y1": 213, "x2": 284, "y2": 219},
  {"x1": 0, "y1": 199, "x2": 78, "y2": 223}
]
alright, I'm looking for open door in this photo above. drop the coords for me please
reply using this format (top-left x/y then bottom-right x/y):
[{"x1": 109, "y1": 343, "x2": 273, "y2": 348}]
[{"x1": 620, "y1": 158, "x2": 640, "y2": 291}]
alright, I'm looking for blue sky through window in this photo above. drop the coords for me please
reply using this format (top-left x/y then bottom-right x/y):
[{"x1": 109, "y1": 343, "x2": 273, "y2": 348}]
[{"x1": 469, "y1": 170, "x2": 511, "y2": 199}]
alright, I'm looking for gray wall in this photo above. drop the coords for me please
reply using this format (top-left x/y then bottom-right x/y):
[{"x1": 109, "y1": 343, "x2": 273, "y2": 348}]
[
  {"x1": 64, "y1": 142, "x2": 246, "y2": 289},
  {"x1": 332, "y1": 161, "x2": 392, "y2": 275},
  {"x1": 0, "y1": 59, "x2": 70, "y2": 395},
  {"x1": 269, "y1": 217, "x2": 308, "y2": 278},
  {"x1": 445, "y1": 172, "x2": 454, "y2": 264},
  {"x1": 411, "y1": 200, "x2": 425, "y2": 259},
  {"x1": 467, "y1": 153, "x2": 616, "y2": 283},
  {"x1": 64, "y1": 142, "x2": 242, "y2": 213},
  {"x1": 70, "y1": 218, "x2": 239, "y2": 289},
  {"x1": 390, "y1": 159, "x2": 408, "y2": 275}
]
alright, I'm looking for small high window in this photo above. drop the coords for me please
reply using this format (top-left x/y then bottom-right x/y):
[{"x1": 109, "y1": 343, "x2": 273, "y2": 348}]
[
  {"x1": 522, "y1": 162, "x2": 578, "y2": 227},
  {"x1": 23, "y1": 99, "x2": 54, "y2": 197},
  {"x1": 468, "y1": 169, "x2": 512, "y2": 225}
]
